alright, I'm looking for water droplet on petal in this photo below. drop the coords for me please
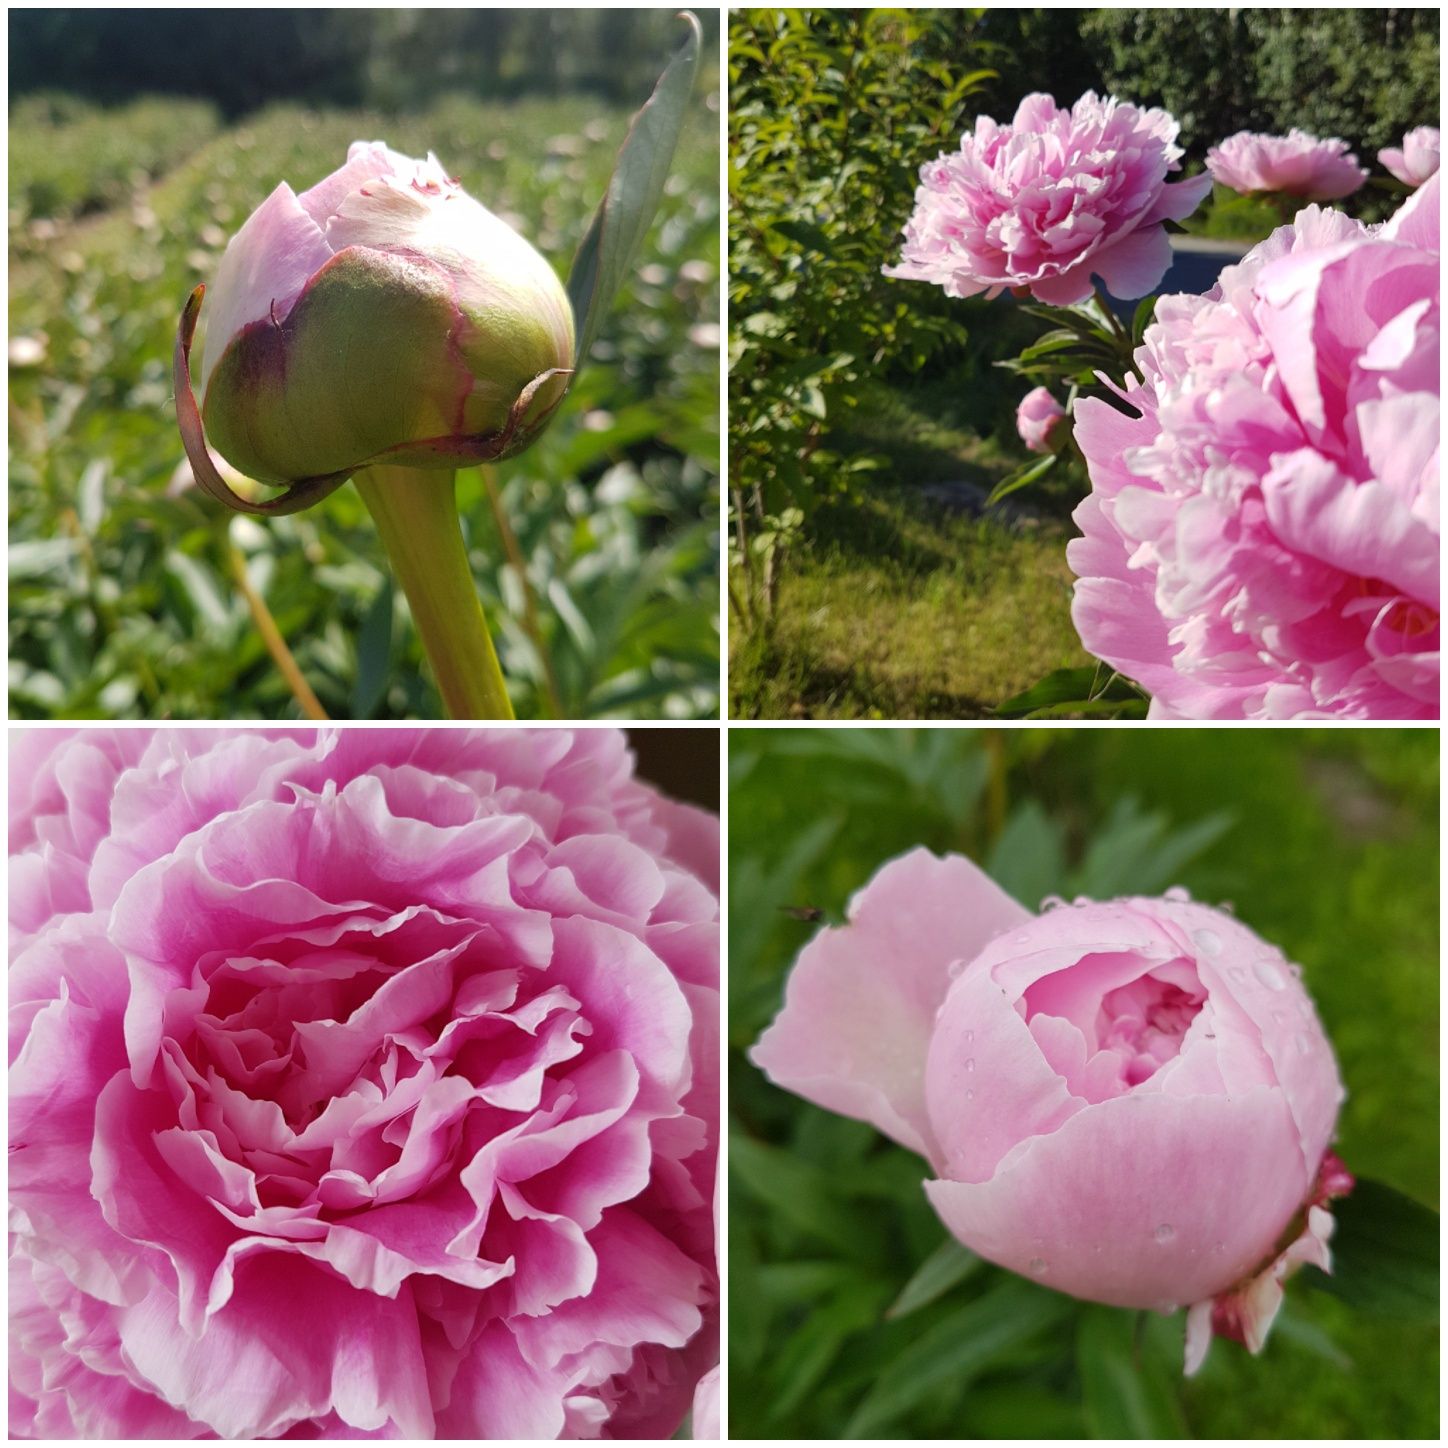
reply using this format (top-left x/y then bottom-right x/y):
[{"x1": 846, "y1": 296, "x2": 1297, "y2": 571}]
[
  {"x1": 1163, "y1": 886, "x2": 1191, "y2": 903},
  {"x1": 963, "y1": 1030, "x2": 974, "y2": 1044},
  {"x1": 1228, "y1": 965, "x2": 1248, "y2": 985},
  {"x1": 1254, "y1": 959, "x2": 1286, "y2": 991},
  {"x1": 1154, "y1": 1223, "x2": 1175, "y2": 1243},
  {"x1": 1294, "y1": 1033, "x2": 1312, "y2": 1056},
  {"x1": 1072, "y1": 895, "x2": 1091, "y2": 907},
  {"x1": 1040, "y1": 895, "x2": 1066, "y2": 912},
  {"x1": 1029, "y1": 1257, "x2": 1048, "y2": 1275},
  {"x1": 964, "y1": 1058, "x2": 976, "y2": 1074},
  {"x1": 1217, "y1": 899, "x2": 1237, "y2": 915},
  {"x1": 965, "y1": 1088, "x2": 975, "y2": 1101},
  {"x1": 1193, "y1": 927, "x2": 1222, "y2": 956}
]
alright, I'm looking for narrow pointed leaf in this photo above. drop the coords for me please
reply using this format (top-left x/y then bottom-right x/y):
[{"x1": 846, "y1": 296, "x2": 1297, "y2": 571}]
[
  {"x1": 886, "y1": 1237, "x2": 984, "y2": 1319},
  {"x1": 568, "y1": 11, "x2": 702, "y2": 366}
]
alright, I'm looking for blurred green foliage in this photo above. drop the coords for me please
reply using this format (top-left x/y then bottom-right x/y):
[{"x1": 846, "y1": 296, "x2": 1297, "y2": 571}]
[
  {"x1": 730, "y1": 728, "x2": 1439, "y2": 1438},
  {"x1": 9, "y1": 9, "x2": 721, "y2": 117},
  {"x1": 10, "y1": 61, "x2": 719, "y2": 719},
  {"x1": 1082, "y1": 8, "x2": 1440, "y2": 168},
  {"x1": 727, "y1": 9, "x2": 992, "y2": 624}
]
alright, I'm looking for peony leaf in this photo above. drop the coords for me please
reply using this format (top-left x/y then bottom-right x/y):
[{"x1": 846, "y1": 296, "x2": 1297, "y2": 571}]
[
  {"x1": 1307, "y1": 1178, "x2": 1438, "y2": 1321},
  {"x1": 1076, "y1": 1307, "x2": 1187, "y2": 1439},
  {"x1": 568, "y1": 11, "x2": 702, "y2": 367},
  {"x1": 886, "y1": 1237, "x2": 984, "y2": 1320},
  {"x1": 843, "y1": 1280, "x2": 1069, "y2": 1437}
]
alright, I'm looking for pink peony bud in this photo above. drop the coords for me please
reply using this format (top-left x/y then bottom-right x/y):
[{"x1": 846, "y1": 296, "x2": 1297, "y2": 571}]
[
  {"x1": 885, "y1": 92, "x2": 1211, "y2": 306},
  {"x1": 1068, "y1": 177, "x2": 1439, "y2": 720},
  {"x1": 1379, "y1": 126, "x2": 1440, "y2": 187},
  {"x1": 1015, "y1": 386, "x2": 1069, "y2": 454},
  {"x1": 187, "y1": 141, "x2": 574, "y2": 490},
  {"x1": 1206, "y1": 128, "x2": 1368, "y2": 201},
  {"x1": 752, "y1": 850, "x2": 1349, "y2": 1373}
]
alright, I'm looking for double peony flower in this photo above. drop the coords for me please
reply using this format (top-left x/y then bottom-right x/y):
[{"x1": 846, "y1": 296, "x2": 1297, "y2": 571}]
[
  {"x1": 885, "y1": 91, "x2": 1212, "y2": 305},
  {"x1": 753, "y1": 848, "x2": 1350, "y2": 1375},
  {"x1": 10, "y1": 729, "x2": 718, "y2": 1438},
  {"x1": 1070, "y1": 176, "x2": 1440, "y2": 719},
  {"x1": 1206, "y1": 129, "x2": 1368, "y2": 201}
]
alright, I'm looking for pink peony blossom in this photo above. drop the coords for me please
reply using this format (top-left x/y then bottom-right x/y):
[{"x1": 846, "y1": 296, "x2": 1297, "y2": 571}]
[
  {"x1": 1379, "y1": 126, "x2": 1440, "y2": 187},
  {"x1": 1016, "y1": 386, "x2": 1069, "y2": 454},
  {"x1": 884, "y1": 91, "x2": 1211, "y2": 306},
  {"x1": 1206, "y1": 128, "x2": 1367, "y2": 201},
  {"x1": 9, "y1": 728, "x2": 718, "y2": 1439},
  {"x1": 751, "y1": 849, "x2": 1348, "y2": 1374},
  {"x1": 1068, "y1": 177, "x2": 1440, "y2": 719}
]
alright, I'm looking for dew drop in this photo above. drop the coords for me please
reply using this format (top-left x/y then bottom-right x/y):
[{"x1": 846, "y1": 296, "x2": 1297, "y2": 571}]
[
  {"x1": 964, "y1": 1058, "x2": 976, "y2": 1074},
  {"x1": 965, "y1": 1088, "x2": 975, "y2": 1101},
  {"x1": 1228, "y1": 965, "x2": 1248, "y2": 985},
  {"x1": 1153, "y1": 1223, "x2": 1175, "y2": 1243},
  {"x1": 1072, "y1": 895, "x2": 1091, "y2": 907},
  {"x1": 1040, "y1": 895, "x2": 1066, "y2": 912},
  {"x1": 1272, "y1": 1009, "x2": 1287, "y2": 1025},
  {"x1": 1253, "y1": 958, "x2": 1286, "y2": 991},
  {"x1": 963, "y1": 1030, "x2": 974, "y2": 1045},
  {"x1": 1217, "y1": 899, "x2": 1237, "y2": 915},
  {"x1": 1163, "y1": 886, "x2": 1191, "y2": 903},
  {"x1": 1028, "y1": 1257, "x2": 1048, "y2": 1275},
  {"x1": 1294, "y1": 1032, "x2": 1312, "y2": 1056},
  {"x1": 1288, "y1": 962, "x2": 1303, "y2": 979},
  {"x1": 1193, "y1": 927, "x2": 1222, "y2": 957},
  {"x1": 1014, "y1": 932, "x2": 1034, "y2": 946}
]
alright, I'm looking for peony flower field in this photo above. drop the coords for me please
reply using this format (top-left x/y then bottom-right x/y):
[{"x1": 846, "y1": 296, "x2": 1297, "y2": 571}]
[
  {"x1": 9, "y1": 12, "x2": 721, "y2": 721},
  {"x1": 728, "y1": 9, "x2": 1439, "y2": 720}
]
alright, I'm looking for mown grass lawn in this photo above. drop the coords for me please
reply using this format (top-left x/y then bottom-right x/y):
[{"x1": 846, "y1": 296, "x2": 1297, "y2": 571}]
[{"x1": 729, "y1": 375, "x2": 1092, "y2": 719}]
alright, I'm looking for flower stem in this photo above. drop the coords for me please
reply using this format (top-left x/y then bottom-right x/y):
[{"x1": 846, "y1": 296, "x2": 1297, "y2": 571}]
[
  {"x1": 353, "y1": 465, "x2": 514, "y2": 720},
  {"x1": 226, "y1": 535, "x2": 329, "y2": 720}
]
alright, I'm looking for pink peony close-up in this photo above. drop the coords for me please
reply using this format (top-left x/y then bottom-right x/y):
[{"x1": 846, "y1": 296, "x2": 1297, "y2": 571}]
[
  {"x1": 1016, "y1": 386, "x2": 1069, "y2": 454},
  {"x1": 1206, "y1": 128, "x2": 1368, "y2": 201},
  {"x1": 884, "y1": 91, "x2": 1211, "y2": 306},
  {"x1": 1379, "y1": 125, "x2": 1440, "y2": 187},
  {"x1": 1068, "y1": 176, "x2": 1440, "y2": 719},
  {"x1": 9, "y1": 728, "x2": 719, "y2": 1439},
  {"x1": 751, "y1": 848, "x2": 1349, "y2": 1375}
]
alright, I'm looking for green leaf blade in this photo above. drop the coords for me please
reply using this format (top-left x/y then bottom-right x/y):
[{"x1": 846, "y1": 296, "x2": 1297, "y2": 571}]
[{"x1": 567, "y1": 11, "x2": 702, "y2": 367}]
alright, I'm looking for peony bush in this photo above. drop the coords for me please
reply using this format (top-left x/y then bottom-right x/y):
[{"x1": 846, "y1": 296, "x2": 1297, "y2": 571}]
[
  {"x1": 752, "y1": 847, "x2": 1351, "y2": 1375},
  {"x1": 1069, "y1": 176, "x2": 1439, "y2": 719},
  {"x1": 9, "y1": 728, "x2": 719, "y2": 1439}
]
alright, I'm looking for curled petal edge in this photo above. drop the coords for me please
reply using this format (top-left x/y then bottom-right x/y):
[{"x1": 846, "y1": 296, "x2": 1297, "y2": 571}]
[
  {"x1": 1183, "y1": 1151, "x2": 1355, "y2": 1376},
  {"x1": 173, "y1": 285, "x2": 351, "y2": 517},
  {"x1": 175, "y1": 286, "x2": 575, "y2": 515}
]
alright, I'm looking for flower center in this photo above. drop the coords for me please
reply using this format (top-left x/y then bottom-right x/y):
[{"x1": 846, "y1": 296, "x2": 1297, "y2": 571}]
[{"x1": 1020, "y1": 956, "x2": 1206, "y2": 1101}]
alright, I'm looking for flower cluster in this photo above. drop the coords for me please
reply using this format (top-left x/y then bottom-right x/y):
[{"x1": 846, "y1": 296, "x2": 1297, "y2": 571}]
[
  {"x1": 1069, "y1": 178, "x2": 1439, "y2": 718},
  {"x1": 10, "y1": 729, "x2": 718, "y2": 1439}
]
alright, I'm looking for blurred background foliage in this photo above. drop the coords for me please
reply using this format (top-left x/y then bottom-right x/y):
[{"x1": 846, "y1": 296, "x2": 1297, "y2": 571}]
[
  {"x1": 729, "y1": 727, "x2": 1439, "y2": 1438},
  {"x1": 727, "y1": 8, "x2": 1439, "y2": 718},
  {"x1": 9, "y1": 9, "x2": 720, "y2": 720}
]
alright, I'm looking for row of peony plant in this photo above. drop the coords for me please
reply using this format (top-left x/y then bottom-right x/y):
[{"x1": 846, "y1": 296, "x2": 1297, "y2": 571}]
[{"x1": 886, "y1": 95, "x2": 1439, "y2": 721}]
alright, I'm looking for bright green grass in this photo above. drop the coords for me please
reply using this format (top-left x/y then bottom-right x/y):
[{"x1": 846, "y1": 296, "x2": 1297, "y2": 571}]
[{"x1": 729, "y1": 376, "x2": 1090, "y2": 719}]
